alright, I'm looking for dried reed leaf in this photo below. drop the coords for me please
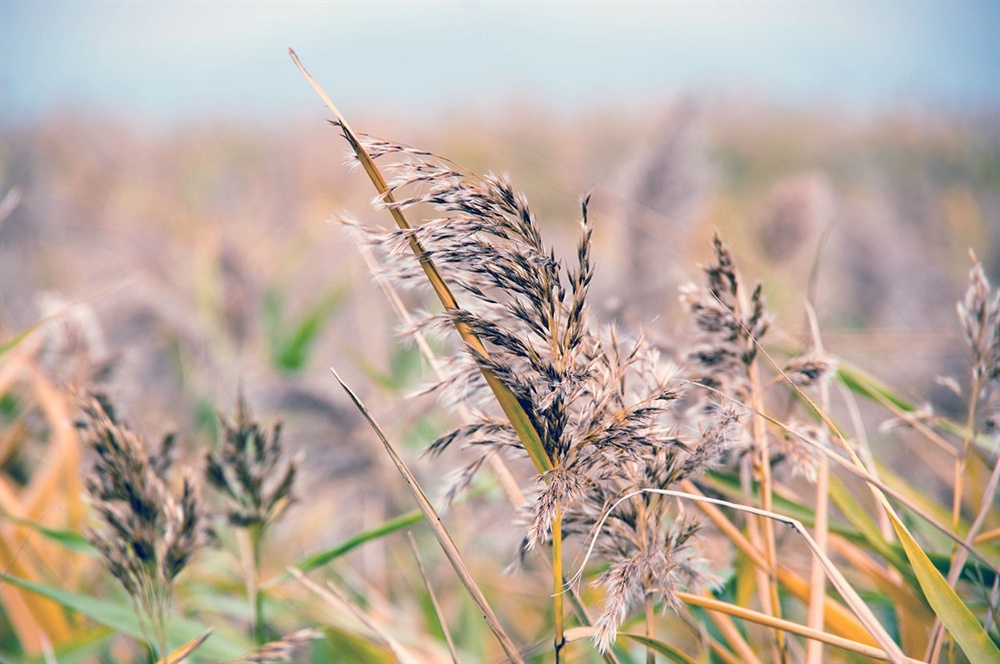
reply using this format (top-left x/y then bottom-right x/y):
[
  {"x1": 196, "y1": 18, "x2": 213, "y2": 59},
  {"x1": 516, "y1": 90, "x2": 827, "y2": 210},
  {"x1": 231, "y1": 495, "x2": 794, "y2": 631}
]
[
  {"x1": 772, "y1": 345, "x2": 1000, "y2": 662},
  {"x1": 680, "y1": 478, "x2": 880, "y2": 648},
  {"x1": 330, "y1": 368, "x2": 525, "y2": 663},
  {"x1": 157, "y1": 628, "x2": 213, "y2": 664},
  {"x1": 829, "y1": 537, "x2": 935, "y2": 641},
  {"x1": 672, "y1": 595, "x2": 924, "y2": 664},
  {"x1": 22, "y1": 367, "x2": 81, "y2": 527}
]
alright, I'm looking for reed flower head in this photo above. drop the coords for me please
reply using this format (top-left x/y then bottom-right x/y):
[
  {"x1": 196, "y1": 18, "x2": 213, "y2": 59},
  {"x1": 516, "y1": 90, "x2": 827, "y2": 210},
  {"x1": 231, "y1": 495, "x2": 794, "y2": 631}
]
[
  {"x1": 680, "y1": 232, "x2": 770, "y2": 394},
  {"x1": 957, "y1": 254, "x2": 1000, "y2": 390},
  {"x1": 205, "y1": 391, "x2": 299, "y2": 530},
  {"x1": 79, "y1": 392, "x2": 211, "y2": 657}
]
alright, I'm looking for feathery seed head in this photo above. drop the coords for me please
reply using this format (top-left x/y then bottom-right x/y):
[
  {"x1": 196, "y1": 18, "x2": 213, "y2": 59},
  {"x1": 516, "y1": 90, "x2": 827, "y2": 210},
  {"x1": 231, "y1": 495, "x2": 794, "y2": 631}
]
[{"x1": 205, "y1": 391, "x2": 299, "y2": 530}]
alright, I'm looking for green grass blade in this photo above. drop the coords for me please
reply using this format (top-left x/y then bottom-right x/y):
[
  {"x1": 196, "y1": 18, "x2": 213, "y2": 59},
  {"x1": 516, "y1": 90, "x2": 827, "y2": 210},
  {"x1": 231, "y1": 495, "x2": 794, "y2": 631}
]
[
  {"x1": 0, "y1": 574, "x2": 249, "y2": 659},
  {"x1": 0, "y1": 510, "x2": 96, "y2": 554},
  {"x1": 886, "y1": 511, "x2": 1000, "y2": 662},
  {"x1": 619, "y1": 633, "x2": 700, "y2": 664},
  {"x1": 277, "y1": 509, "x2": 424, "y2": 582},
  {"x1": 826, "y1": 478, "x2": 915, "y2": 583},
  {"x1": 0, "y1": 323, "x2": 41, "y2": 358},
  {"x1": 265, "y1": 284, "x2": 347, "y2": 373}
]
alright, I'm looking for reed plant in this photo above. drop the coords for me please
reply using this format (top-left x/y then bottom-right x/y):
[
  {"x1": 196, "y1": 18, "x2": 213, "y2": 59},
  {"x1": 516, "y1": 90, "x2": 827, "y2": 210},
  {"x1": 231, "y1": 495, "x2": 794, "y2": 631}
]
[{"x1": 0, "y1": 53, "x2": 997, "y2": 664}]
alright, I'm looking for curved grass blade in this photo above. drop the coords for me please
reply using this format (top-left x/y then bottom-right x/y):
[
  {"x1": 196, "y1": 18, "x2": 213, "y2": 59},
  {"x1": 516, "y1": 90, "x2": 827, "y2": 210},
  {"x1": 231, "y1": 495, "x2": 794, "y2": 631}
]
[
  {"x1": 617, "y1": 633, "x2": 699, "y2": 664},
  {"x1": 766, "y1": 342, "x2": 1000, "y2": 662},
  {"x1": 573, "y1": 488, "x2": 910, "y2": 663}
]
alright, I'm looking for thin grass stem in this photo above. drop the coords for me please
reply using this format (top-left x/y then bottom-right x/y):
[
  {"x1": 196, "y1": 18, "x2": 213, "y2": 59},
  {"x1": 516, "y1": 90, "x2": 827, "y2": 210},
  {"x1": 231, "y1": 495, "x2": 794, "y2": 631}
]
[
  {"x1": 407, "y1": 531, "x2": 459, "y2": 664},
  {"x1": 553, "y1": 504, "x2": 566, "y2": 663},
  {"x1": 330, "y1": 367, "x2": 525, "y2": 663}
]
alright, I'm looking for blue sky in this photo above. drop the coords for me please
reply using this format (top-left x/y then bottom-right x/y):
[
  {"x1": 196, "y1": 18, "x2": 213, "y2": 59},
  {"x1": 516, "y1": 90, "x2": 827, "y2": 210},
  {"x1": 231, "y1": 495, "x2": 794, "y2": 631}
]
[{"x1": 1, "y1": 1, "x2": 997, "y2": 126}]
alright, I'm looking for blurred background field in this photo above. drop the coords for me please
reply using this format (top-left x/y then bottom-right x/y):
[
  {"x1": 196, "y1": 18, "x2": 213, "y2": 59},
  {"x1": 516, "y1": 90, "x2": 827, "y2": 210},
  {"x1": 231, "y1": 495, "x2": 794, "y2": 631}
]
[{"x1": 0, "y1": 1, "x2": 998, "y2": 661}]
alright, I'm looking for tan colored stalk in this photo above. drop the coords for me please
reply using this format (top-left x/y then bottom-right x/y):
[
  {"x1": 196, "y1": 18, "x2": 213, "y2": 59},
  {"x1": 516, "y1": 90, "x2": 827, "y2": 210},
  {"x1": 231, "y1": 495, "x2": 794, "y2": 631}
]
[
  {"x1": 698, "y1": 590, "x2": 762, "y2": 664},
  {"x1": 290, "y1": 49, "x2": 551, "y2": 475},
  {"x1": 553, "y1": 506, "x2": 566, "y2": 663},
  {"x1": 950, "y1": 371, "x2": 983, "y2": 532},
  {"x1": 675, "y1": 593, "x2": 923, "y2": 664},
  {"x1": 644, "y1": 593, "x2": 655, "y2": 664},
  {"x1": 331, "y1": 368, "x2": 524, "y2": 663},
  {"x1": 805, "y1": 305, "x2": 829, "y2": 664},
  {"x1": 701, "y1": 590, "x2": 761, "y2": 664},
  {"x1": 746, "y1": 360, "x2": 784, "y2": 662}
]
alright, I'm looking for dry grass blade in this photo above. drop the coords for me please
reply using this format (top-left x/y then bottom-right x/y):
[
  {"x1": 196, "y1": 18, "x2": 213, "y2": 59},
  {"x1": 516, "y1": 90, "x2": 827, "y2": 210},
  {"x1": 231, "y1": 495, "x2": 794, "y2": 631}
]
[
  {"x1": 289, "y1": 567, "x2": 413, "y2": 662},
  {"x1": 406, "y1": 531, "x2": 458, "y2": 664},
  {"x1": 156, "y1": 628, "x2": 213, "y2": 664},
  {"x1": 672, "y1": 595, "x2": 924, "y2": 664},
  {"x1": 687, "y1": 379, "x2": 998, "y2": 572},
  {"x1": 330, "y1": 368, "x2": 525, "y2": 664},
  {"x1": 572, "y1": 488, "x2": 909, "y2": 664},
  {"x1": 0, "y1": 527, "x2": 74, "y2": 650},
  {"x1": 678, "y1": 479, "x2": 880, "y2": 648},
  {"x1": 749, "y1": 335, "x2": 999, "y2": 662},
  {"x1": 289, "y1": 49, "x2": 552, "y2": 476}
]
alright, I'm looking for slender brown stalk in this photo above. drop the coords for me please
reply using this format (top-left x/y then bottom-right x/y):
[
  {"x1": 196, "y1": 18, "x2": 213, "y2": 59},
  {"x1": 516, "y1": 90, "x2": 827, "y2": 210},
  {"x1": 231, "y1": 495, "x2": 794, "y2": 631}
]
[{"x1": 805, "y1": 305, "x2": 830, "y2": 664}]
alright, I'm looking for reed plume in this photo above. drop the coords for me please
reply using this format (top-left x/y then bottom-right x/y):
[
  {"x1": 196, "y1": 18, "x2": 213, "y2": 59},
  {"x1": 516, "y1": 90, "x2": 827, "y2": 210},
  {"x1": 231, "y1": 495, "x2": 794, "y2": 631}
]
[
  {"x1": 206, "y1": 390, "x2": 300, "y2": 645},
  {"x1": 79, "y1": 392, "x2": 211, "y2": 659},
  {"x1": 345, "y1": 136, "x2": 742, "y2": 654}
]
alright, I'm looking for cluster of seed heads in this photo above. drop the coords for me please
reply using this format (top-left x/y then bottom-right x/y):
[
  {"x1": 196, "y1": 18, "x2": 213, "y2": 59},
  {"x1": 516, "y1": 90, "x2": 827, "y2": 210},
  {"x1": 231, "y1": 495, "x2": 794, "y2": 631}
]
[{"x1": 346, "y1": 134, "x2": 756, "y2": 650}]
